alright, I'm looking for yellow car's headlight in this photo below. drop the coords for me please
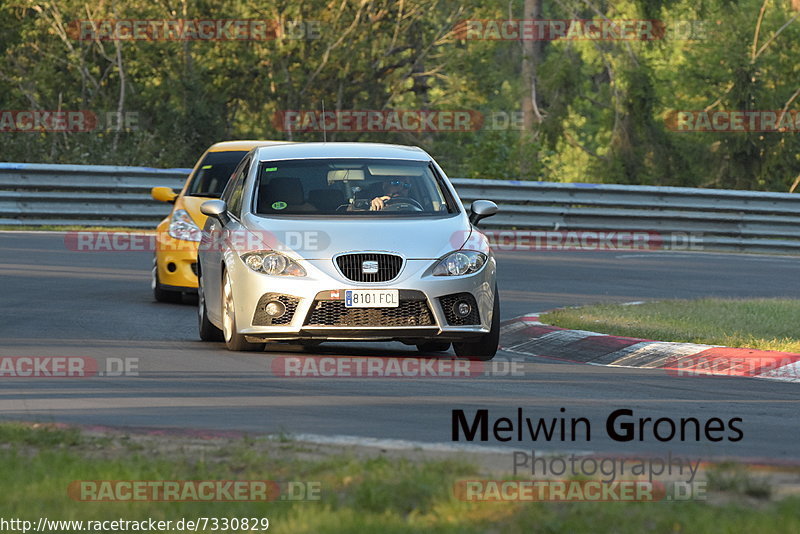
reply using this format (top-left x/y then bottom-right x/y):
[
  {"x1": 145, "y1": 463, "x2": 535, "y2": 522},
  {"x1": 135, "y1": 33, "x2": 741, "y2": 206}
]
[{"x1": 168, "y1": 209, "x2": 202, "y2": 242}]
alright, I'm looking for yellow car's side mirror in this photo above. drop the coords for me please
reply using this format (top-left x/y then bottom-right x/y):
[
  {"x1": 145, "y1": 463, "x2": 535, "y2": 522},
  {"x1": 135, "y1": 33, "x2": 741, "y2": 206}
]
[{"x1": 151, "y1": 186, "x2": 178, "y2": 203}]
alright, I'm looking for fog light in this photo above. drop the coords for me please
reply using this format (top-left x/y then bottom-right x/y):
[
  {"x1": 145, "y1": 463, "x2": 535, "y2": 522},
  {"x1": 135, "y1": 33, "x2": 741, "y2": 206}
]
[
  {"x1": 454, "y1": 301, "x2": 472, "y2": 317},
  {"x1": 265, "y1": 300, "x2": 286, "y2": 318}
]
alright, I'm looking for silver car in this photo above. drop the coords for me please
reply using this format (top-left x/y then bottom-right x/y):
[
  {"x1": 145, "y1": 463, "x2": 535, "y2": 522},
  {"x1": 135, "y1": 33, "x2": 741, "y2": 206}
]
[{"x1": 196, "y1": 142, "x2": 499, "y2": 360}]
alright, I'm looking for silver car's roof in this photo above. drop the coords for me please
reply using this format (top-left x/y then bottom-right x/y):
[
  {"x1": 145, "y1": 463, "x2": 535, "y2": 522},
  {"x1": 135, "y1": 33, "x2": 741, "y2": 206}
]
[{"x1": 252, "y1": 142, "x2": 430, "y2": 162}]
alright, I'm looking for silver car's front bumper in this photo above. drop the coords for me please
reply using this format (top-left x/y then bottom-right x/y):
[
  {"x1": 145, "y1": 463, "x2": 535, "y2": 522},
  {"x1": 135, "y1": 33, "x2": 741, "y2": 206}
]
[{"x1": 227, "y1": 254, "x2": 497, "y2": 342}]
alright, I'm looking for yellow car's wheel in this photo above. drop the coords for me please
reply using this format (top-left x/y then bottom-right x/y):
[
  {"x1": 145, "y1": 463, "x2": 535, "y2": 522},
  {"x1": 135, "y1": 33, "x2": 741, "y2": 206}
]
[{"x1": 152, "y1": 257, "x2": 181, "y2": 303}]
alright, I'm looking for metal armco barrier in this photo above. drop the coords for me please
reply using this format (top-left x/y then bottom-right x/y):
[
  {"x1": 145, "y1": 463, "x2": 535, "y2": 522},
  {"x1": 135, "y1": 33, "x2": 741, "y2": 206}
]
[
  {"x1": 0, "y1": 162, "x2": 189, "y2": 228},
  {"x1": 2, "y1": 162, "x2": 799, "y2": 254}
]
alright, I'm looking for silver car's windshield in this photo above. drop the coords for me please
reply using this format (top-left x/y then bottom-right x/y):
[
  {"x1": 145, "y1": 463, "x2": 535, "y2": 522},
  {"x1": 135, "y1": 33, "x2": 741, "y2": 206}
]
[{"x1": 253, "y1": 159, "x2": 455, "y2": 216}]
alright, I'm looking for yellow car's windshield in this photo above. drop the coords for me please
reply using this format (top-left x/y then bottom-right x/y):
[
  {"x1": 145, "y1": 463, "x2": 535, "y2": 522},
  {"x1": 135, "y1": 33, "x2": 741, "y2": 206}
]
[{"x1": 186, "y1": 150, "x2": 249, "y2": 198}]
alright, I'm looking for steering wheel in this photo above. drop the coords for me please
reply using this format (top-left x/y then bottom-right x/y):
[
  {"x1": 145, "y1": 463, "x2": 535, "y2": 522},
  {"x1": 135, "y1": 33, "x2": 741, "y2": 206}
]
[{"x1": 383, "y1": 197, "x2": 424, "y2": 212}]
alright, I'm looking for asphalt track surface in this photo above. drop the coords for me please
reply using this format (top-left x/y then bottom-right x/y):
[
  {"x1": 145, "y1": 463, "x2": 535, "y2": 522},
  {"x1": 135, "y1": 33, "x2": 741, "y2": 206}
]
[{"x1": 1, "y1": 232, "x2": 799, "y2": 463}]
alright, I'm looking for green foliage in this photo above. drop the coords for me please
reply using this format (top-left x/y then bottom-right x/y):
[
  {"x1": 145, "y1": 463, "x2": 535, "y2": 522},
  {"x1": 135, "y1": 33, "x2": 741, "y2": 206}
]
[
  {"x1": 2, "y1": 424, "x2": 800, "y2": 533},
  {"x1": 0, "y1": 0, "x2": 798, "y2": 189}
]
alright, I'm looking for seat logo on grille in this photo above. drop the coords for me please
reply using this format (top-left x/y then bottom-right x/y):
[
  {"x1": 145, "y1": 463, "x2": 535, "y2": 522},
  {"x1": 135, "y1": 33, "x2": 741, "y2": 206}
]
[{"x1": 362, "y1": 260, "x2": 379, "y2": 274}]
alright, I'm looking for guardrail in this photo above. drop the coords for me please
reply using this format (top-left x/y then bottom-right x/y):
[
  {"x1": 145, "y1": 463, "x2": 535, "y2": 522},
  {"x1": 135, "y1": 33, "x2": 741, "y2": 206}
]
[
  {"x1": 0, "y1": 162, "x2": 189, "y2": 228},
  {"x1": 2, "y1": 162, "x2": 799, "y2": 254}
]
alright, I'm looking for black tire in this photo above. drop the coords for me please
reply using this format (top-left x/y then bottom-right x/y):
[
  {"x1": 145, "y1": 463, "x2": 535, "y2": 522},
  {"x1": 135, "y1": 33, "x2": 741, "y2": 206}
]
[
  {"x1": 152, "y1": 257, "x2": 181, "y2": 303},
  {"x1": 222, "y1": 269, "x2": 264, "y2": 352},
  {"x1": 198, "y1": 270, "x2": 223, "y2": 341},
  {"x1": 453, "y1": 287, "x2": 499, "y2": 361},
  {"x1": 416, "y1": 341, "x2": 451, "y2": 353}
]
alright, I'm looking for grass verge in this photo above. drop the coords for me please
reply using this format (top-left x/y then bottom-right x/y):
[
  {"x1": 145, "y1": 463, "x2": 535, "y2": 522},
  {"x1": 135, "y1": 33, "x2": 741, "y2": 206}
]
[
  {"x1": 541, "y1": 298, "x2": 800, "y2": 353},
  {"x1": 2, "y1": 423, "x2": 799, "y2": 533}
]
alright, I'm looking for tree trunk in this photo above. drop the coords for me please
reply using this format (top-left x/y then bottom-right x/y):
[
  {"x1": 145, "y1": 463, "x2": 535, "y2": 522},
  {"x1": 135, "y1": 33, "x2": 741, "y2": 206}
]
[{"x1": 520, "y1": 0, "x2": 544, "y2": 176}]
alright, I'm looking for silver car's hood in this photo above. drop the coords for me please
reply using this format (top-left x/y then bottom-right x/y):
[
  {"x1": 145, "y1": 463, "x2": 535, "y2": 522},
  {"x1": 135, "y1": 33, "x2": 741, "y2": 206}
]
[{"x1": 242, "y1": 212, "x2": 472, "y2": 260}]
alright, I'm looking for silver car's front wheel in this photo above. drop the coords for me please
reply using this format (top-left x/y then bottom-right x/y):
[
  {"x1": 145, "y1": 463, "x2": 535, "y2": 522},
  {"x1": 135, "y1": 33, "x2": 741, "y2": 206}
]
[
  {"x1": 453, "y1": 285, "x2": 499, "y2": 361},
  {"x1": 198, "y1": 269, "x2": 223, "y2": 342},
  {"x1": 222, "y1": 269, "x2": 264, "y2": 352}
]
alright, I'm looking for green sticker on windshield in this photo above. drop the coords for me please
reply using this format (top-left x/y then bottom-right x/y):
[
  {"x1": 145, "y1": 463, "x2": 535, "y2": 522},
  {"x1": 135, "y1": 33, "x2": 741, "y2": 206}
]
[
  {"x1": 264, "y1": 167, "x2": 277, "y2": 172},
  {"x1": 201, "y1": 165, "x2": 212, "y2": 169},
  {"x1": 272, "y1": 201, "x2": 287, "y2": 210}
]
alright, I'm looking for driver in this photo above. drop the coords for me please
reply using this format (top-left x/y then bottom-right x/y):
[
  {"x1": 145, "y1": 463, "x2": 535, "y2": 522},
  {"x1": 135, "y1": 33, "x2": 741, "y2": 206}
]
[{"x1": 369, "y1": 178, "x2": 413, "y2": 211}]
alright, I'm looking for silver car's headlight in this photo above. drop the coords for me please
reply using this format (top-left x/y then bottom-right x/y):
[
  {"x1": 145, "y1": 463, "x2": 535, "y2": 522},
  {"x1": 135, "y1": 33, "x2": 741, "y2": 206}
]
[
  {"x1": 241, "y1": 251, "x2": 306, "y2": 276},
  {"x1": 432, "y1": 250, "x2": 487, "y2": 276},
  {"x1": 168, "y1": 209, "x2": 202, "y2": 242}
]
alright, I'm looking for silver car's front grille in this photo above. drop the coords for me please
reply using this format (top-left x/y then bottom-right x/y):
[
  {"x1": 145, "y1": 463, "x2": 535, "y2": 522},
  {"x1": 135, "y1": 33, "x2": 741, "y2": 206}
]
[
  {"x1": 335, "y1": 253, "x2": 403, "y2": 283},
  {"x1": 304, "y1": 290, "x2": 433, "y2": 327},
  {"x1": 304, "y1": 301, "x2": 433, "y2": 327}
]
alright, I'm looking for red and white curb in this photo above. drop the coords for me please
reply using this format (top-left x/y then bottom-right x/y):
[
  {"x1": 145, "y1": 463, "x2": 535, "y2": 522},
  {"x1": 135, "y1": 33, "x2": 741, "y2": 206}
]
[{"x1": 500, "y1": 313, "x2": 800, "y2": 383}]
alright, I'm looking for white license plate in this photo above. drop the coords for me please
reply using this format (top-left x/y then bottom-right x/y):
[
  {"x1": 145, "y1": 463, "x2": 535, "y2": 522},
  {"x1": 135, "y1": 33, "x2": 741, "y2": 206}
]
[{"x1": 344, "y1": 289, "x2": 399, "y2": 308}]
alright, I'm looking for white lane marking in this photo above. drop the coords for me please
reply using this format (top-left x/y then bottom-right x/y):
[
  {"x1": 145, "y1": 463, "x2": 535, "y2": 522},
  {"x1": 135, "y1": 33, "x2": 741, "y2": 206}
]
[
  {"x1": 503, "y1": 313, "x2": 800, "y2": 384},
  {"x1": 286, "y1": 432, "x2": 594, "y2": 456},
  {"x1": 757, "y1": 362, "x2": 800, "y2": 383},
  {"x1": 500, "y1": 312, "x2": 549, "y2": 333},
  {"x1": 606, "y1": 342, "x2": 716, "y2": 368},
  {"x1": 505, "y1": 329, "x2": 602, "y2": 353},
  {"x1": 500, "y1": 322, "x2": 531, "y2": 334}
]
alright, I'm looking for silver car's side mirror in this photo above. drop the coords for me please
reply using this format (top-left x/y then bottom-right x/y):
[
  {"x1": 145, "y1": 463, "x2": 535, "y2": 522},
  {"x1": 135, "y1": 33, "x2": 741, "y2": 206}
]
[
  {"x1": 469, "y1": 200, "x2": 498, "y2": 226},
  {"x1": 201, "y1": 199, "x2": 228, "y2": 222}
]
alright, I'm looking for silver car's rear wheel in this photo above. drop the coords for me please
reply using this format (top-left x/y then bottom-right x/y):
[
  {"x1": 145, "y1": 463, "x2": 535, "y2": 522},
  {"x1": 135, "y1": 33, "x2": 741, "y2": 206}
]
[{"x1": 222, "y1": 269, "x2": 264, "y2": 352}]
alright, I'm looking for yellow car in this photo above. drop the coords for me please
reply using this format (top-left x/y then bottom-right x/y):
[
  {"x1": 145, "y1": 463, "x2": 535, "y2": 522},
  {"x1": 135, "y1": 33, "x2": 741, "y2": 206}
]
[{"x1": 151, "y1": 140, "x2": 288, "y2": 302}]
